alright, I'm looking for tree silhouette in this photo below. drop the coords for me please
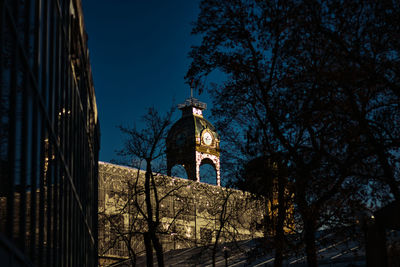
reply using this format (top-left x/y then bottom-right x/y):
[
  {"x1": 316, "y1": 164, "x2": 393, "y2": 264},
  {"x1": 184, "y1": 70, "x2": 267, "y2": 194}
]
[
  {"x1": 186, "y1": 0, "x2": 399, "y2": 266},
  {"x1": 98, "y1": 164, "x2": 190, "y2": 267},
  {"x1": 115, "y1": 107, "x2": 175, "y2": 267}
]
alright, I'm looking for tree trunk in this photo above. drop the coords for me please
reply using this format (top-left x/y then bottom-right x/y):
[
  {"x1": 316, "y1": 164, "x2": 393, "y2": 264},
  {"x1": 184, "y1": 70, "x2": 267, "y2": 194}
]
[
  {"x1": 274, "y1": 222, "x2": 284, "y2": 267},
  {"x1": 130, "y1": 254, "x2": 136, "y2": 267},
  {"x1": 144, "y1": 160, "x2": 165, "y2": 267},
  {"x1": 151, "y1": 231, "x2": 165, "y2": 267},
  {"x1": 212, "y1": 194, "x2": 230, "y2": 267},
  {"x1": 304, "y1": 219, "x2": 317, "y2": 267},
  {"x1": 274, "y1": 175, "x2": 286, "y2": 267},
  {"x1": 212, "y1": 237, "x2": 219, "y2": 267},
  {"x1": 144, "y1": 161, "x2": 155, "y2": 267},
  {"x1": 143, "y1": 232, "x2": 153, "y2": 267},
  {"x1": 127, "y1": 245, "x2": 137, "y2": 267},
  {"x1": 212, "y1": 222, "x2": 224, "y2": 267}
]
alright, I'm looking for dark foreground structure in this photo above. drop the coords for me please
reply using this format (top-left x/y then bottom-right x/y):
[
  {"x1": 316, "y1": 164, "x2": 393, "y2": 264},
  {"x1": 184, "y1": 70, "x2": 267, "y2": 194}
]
[{"x1": 0, "y1": 0, "x2": 100, "y2": 266}]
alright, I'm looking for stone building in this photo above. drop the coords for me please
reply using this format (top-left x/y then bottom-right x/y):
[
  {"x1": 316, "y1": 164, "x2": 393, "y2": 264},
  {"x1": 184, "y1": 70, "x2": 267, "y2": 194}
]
[{"x1": 98, "y1": 162, "x2": 265, "y2": 266}]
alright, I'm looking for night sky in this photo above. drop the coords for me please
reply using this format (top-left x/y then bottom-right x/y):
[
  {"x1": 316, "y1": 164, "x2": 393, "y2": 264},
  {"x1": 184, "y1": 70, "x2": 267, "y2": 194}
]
[{"x1": 82, "y1": 0, "x2": 213, "y2": 162}]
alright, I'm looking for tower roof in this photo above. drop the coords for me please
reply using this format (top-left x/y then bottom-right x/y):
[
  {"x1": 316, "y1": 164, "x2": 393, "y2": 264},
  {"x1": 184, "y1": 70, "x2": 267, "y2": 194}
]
[
  {"x1": 166, "y1": 97, "x2": 219, "y2": 155},
  {"x1": 167, "y1": 115, "x2": 220, "y2": 146}
]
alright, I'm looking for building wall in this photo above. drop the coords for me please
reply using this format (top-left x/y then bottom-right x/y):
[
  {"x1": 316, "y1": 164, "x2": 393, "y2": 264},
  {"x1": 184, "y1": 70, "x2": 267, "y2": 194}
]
[
  {"x1": 0, "y1": 0, "x2": 100, "y2": 266},
  {"x1": 98, "y1": 162, "x2": 266, "y2": 266}
]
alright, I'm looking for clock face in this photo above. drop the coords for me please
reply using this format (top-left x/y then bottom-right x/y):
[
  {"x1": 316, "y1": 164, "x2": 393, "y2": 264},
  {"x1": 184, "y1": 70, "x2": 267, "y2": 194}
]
[{"x1": 202, "y1": 132, "x2": 213, "y2": 146}]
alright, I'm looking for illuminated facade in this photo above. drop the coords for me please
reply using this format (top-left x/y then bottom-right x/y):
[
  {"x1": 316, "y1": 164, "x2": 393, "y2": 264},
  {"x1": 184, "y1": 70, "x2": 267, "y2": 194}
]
[
  {"x1": 0, "y1": 0, "x2": 100, "y2": 266},
  {"x1": 98, "y1": 162, "x2": 265, "y2": 266}
]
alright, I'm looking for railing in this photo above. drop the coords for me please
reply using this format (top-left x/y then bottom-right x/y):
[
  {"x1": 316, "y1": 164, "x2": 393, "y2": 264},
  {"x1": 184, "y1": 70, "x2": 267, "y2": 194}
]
[{"x1": 178, "y1": 97, "x2": 207, "y2": 110}]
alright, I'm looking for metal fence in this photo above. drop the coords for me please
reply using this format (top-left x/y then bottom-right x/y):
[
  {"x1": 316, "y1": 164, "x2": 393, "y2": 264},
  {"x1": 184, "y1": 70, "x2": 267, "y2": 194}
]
[{"x1": 0, "y1": 0, "x2": 100, "y2": 266}]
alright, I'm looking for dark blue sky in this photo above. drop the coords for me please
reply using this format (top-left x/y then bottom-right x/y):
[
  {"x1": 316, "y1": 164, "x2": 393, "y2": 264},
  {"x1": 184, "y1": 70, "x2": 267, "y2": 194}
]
[{"x1": 82, "y1": 0, "x2": 213, "y2": 162}]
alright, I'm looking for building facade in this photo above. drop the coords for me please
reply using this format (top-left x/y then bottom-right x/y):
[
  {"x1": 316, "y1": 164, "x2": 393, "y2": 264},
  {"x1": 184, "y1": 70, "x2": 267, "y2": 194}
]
[
  {"x1": 0, "y1": 0, "x2": 100, "y2": 266},
  {"x1": 98, "y1": 162, "x2": 266, "y2": 266}
]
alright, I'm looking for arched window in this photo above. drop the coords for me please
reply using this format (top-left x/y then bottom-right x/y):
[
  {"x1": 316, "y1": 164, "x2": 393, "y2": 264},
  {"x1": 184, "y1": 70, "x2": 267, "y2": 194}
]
[
  {"x1": 171, "y1": 164, "x2": 188, "y2": 179},
  {"x1": 199, "y1": 158, "x2": 217, "y2": 185}
]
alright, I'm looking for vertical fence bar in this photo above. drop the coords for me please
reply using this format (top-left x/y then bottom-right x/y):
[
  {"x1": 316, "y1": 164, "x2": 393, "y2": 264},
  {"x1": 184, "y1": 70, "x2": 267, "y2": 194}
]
[
  {"x1": 30, "y1": 0, "x2": 41, "y2": 263},
  {"x1": 0, "y1": 0, "x2": 4, "y2": 111},
  {"x1": 0, "y1": 0, "x2": 6, "y2": 238},
  {"x1": 38, "y1": 0, "x2": 49, "y2": 264},
  {"x1": 21, "y1": 0, "x2": 33, "y2": 257},
  {"x1": 5, "y1": 0, "x2": 18, "y2": 242},
  {"x1": 52, "y1": 1, "x2": 61, "y2": 264},
  {"x1": 45, "y1": 0, "x2": 55, "y2": 264}
]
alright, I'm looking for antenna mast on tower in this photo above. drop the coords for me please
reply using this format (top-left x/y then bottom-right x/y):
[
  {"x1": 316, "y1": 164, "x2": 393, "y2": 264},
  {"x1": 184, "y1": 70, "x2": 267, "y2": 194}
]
[{"x1": 190, "y1": 79, "x2": 194, "y2": 99}]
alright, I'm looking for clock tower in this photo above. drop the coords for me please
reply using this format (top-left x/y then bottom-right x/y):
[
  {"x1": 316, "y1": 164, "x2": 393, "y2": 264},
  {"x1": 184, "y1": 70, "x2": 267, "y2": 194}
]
[{"x1": 166, "y1": 97, "x2": 221, "y2": 186}]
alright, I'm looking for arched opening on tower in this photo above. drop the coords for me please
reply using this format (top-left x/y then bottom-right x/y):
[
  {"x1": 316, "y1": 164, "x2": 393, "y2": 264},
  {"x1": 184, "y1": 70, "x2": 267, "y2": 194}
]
[
  {"x1": 199, "y1": 159, "x2": 217, "y2": 185},
  {"x1": 170, "y1": 164, "x2": 188, "y2": 179}
]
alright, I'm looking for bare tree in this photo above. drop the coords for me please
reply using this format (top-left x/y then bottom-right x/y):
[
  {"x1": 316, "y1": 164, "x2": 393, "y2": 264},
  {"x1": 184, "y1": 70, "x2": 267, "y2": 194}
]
[
  {"x1": 187, "y1": 183, "x2": 263, "y2": 267},
  {"x1": 115, "y1": 107, "x2": 174, "y2": 267},
  {"x1": 98, "y1": 163, "x2": 191, "y2": 266},
  {"x1": 98, "y1": 166, "x2": 145, "y2": 267}
]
